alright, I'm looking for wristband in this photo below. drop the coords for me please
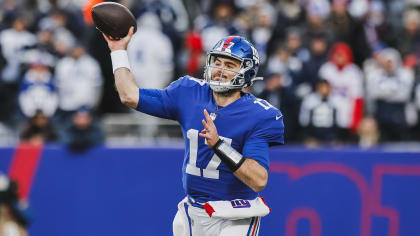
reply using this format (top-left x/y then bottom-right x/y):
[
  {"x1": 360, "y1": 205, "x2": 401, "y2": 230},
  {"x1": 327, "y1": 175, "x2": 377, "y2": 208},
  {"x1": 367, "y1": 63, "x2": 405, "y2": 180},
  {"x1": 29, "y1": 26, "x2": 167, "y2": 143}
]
[
  {"x1": 212, "y1": 139, "x2": 245, "y2": 172},
  {"x1": 110, "y1": 50, "x2": 131, "y2": 73}
]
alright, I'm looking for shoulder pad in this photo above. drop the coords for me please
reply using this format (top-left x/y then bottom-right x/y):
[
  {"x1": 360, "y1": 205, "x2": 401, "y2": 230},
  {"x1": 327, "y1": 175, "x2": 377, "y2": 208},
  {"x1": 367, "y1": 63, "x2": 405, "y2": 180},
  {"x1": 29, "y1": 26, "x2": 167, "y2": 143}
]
[{"x1": 169, "y1": 75, "x2": 207, "y2": 88}]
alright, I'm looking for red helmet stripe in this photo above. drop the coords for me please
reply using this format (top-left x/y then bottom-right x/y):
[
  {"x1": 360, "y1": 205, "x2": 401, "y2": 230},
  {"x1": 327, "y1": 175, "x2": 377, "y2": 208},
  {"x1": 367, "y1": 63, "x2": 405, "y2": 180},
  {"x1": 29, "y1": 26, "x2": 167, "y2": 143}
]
[{"x1": 221, "y1": 36, "x2": 235, "y2": 51}]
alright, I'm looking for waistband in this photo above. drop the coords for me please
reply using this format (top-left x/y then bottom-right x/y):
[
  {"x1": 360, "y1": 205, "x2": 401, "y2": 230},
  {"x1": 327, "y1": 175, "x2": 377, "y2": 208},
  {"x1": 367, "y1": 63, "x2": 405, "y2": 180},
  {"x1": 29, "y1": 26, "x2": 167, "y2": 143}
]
[{"x1": 187, "y1": 195, "x2": 204, "y2": 209}]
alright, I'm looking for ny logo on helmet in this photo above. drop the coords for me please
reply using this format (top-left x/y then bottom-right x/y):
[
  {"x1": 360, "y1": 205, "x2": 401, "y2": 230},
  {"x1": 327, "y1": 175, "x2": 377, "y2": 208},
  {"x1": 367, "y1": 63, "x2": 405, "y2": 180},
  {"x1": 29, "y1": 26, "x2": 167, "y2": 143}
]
[{"x1": 217, "y1": 42, "x2": 235, "y2": 53}]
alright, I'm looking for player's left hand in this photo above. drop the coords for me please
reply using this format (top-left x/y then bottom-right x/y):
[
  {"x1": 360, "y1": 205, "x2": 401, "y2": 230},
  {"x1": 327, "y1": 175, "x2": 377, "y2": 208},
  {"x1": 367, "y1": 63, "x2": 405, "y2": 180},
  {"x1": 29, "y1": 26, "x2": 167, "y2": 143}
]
[{"x1": 199, "y1": 109, "x2": 220, "y2": 148}]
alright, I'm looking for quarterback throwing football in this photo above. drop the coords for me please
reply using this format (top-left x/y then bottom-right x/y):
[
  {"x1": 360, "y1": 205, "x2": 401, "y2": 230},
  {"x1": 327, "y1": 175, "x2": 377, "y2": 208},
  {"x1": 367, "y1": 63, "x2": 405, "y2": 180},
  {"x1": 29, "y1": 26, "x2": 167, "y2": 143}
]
[{"x1": 103, "y1": 27, "x2": 284, "y2": 236}]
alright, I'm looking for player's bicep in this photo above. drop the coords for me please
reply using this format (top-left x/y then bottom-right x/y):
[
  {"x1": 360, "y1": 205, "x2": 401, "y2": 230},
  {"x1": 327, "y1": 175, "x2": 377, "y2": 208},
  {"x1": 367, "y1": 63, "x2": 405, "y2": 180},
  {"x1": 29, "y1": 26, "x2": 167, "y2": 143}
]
[
  {"x1": 242, "y1": 139, "x2": 270, "y2": 170},
  {"x1": 136, "y1": 88, "x2": 176, "y2": 120},
  {"x1": 135, "y1": 77, "x2": 188, "y2": 119}
]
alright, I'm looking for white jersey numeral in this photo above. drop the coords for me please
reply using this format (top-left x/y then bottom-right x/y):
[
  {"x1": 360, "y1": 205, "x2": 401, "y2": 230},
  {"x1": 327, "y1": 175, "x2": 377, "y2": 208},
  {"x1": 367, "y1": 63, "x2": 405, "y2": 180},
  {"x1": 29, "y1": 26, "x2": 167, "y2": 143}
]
[
  {"x1": 186, "y1": 129, "x2": 232, "y2": 179},
  {"x1": 254, "y1": 98, "x2": 275, "y2": 110},
  {"x1": 186, "y1": 129, "x2": 201, "y2": 176},
  {"x1": 188, "y1": 77, "x2": 206, "y2": 86}
]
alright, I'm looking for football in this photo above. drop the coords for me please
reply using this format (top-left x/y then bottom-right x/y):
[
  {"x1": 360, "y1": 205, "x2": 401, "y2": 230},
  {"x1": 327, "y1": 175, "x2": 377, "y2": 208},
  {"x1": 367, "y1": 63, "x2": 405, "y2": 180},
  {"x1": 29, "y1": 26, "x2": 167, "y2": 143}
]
[{"x1": 91, "y1": 2, "x2": 137, "y2": 40}]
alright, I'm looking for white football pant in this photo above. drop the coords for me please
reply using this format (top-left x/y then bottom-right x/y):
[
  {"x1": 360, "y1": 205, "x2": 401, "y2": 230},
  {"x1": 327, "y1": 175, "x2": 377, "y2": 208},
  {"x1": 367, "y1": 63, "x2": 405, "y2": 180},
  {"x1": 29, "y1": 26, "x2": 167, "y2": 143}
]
[{"x1": 173, "y1": 198, "x2": 260, "y2": 236}]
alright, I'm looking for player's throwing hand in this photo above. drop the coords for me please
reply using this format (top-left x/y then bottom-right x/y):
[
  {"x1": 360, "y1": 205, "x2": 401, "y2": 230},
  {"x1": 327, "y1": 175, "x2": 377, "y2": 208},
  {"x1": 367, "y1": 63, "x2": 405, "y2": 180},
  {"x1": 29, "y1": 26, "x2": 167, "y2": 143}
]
[
  {"x1": 102, "y1": 26, "x2": 135, "y2": 52},
  {"x1": 199, "y1": 109, "x2": 220, "y2": 147}
]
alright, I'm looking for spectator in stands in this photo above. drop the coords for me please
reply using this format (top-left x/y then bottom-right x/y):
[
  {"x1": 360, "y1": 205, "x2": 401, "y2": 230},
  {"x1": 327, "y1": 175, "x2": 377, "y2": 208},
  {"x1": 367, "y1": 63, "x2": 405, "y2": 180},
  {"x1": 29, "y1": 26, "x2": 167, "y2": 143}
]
[
  {"x1": 199, "y1": 0, "x2": 243, "y2": 51},
  {"x1": 249, "y1": 2, "x2": 276, "y2": 65},
  {"x1": 266, "y1": 0, "x2": 305, "y2": 59},
  {"x1": 3, "y1": 0, "x2": 420, "y2": 146},
  {"x1": 299, "y1": 79, "x2": 348, "y2": 146},
  {"x1": 61, "y1": 107, "x2": 104, "y2": 153},
  {"x1": 20, "y1": 110, "x2": 57, "y2": 145},
  {"x1": 327, "y1": 0, "x2": 370, "y2": 66},
  {"x1": 0, "y1": 45, "x2": 9, "y2": 124},
  {"x1": 276, "y1": 0, "x2": 304, "y2": 25},
  {"x1": 38, "y1": 10, "x2": 76, "y2": 57},
  {"x1": 363, "y1": 1, "x2": 396, "y2": 50},
  {"x1": 358, "y1": 117, "x2": 379, "y2": 148},
  {"x1": 364, "y1": 43, "x2": 386, "y2": 115},
  {"x1": 267, "y1": 44, "x2": 303, "y2": 85},
  {"x1": 128, "y1": 13, "x2": 174, "y2": 89},
  {"x1": 0, "y1": 17, "x2": 36, "y2": 126},
  {"x1": 18, "y1": 57, "x2": 58, "y2": 118},
  {"x1": 131, "y1": 0, "x2": 184, "y2": 61},
  {"x1": 414, "y1": 83, "x2": 420, "y2": 141},
  {"x1": 0, "y1": 17, "x2": 36, "y2": 83},
  {"x1": 397, "y1": 9, "x2": 420, "y2": 59},
  {"x1": 368, "y1": 48, "x2": 415, "y2": 142},
  {"x1": 267, "y1": 44, "x2": 304, "y2": 141},
  {"x1": 285, "y1": 27, "x2": 310, "y2": 63},
  {"x1": 347, "y1": 0, "x2": 371, "y2": 20},
  {"x1": 319, "y1": 42, "x2": 364, "y2": 141},
  {"x1": 55, "y1": 44, "x2": 102, "y2": 121},
  {"x1": 302, "y1": 0, "x2": 332, "y2": 44},
  {"x1": 301, "y1": 34, "x2": 329, "y2": 90},
  {"x1": 285, "y1": 28, "x2": 316, "y2": 101},
  {"x1": 182, "y1": 31, "x2": 204, "y2": 78},
  {"x1": 256, "y1": 72, "x2": 288, "y2": 110},
  {"x1": 35, "y1": 29, "x2": 59, "y2": 57},
  {"x1": 0, "y1": 173, "x2": 30, "y2": 236},
  {"x1": 276, "y1": 0, "x2": 305, "y2": 33}
]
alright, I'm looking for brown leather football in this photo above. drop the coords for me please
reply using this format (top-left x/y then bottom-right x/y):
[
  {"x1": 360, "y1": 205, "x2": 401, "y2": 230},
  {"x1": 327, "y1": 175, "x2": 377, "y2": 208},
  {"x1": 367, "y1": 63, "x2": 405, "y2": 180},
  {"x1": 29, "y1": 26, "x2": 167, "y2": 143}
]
[{"x1": 91, "y1": 2, "x2": 137, "y2": 40}]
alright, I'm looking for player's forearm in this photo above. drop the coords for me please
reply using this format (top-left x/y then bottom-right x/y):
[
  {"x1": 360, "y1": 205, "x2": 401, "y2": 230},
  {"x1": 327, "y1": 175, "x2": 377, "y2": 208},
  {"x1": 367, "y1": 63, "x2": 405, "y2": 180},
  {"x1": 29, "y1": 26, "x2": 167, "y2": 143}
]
[
  {"x1": 210, "y1": 138, "x2": 268, "y2": 192},
  {"x1": 103, "y1": 28, "x2": 138, "y2": 109},
  {"x1": 114, "y1": 68, "x2": 139, "y2": 109},
  {"x1": 234, "y1": 158, "x2": 268, "y2": 192}
]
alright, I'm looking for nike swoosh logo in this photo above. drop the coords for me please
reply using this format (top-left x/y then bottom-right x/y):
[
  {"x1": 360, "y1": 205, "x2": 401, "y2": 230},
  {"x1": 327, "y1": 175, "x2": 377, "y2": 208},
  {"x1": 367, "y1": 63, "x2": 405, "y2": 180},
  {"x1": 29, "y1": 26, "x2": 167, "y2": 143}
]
[{"x1": 276, "y1": 116, "x2": 281, "y2": 120}]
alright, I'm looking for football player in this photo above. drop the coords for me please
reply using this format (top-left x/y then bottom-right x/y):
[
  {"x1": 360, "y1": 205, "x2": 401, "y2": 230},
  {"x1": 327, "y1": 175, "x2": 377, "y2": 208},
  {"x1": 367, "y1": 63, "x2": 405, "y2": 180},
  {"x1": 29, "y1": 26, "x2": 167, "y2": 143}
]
[{"x1": 102, "y1": 27, "x2": 284, "y2": 236}]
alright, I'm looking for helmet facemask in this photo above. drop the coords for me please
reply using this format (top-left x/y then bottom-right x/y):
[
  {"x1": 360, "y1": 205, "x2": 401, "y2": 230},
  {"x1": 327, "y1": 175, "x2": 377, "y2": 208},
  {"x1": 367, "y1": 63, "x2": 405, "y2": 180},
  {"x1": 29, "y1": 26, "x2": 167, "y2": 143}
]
[{"x1": 204, "y1": 53, "x2": 255, "y2": 93}]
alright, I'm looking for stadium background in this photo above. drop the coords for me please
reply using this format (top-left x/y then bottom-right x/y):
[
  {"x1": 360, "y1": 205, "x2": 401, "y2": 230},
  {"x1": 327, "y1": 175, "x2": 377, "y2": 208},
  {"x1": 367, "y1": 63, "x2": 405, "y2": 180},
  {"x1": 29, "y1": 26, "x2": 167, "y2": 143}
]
[{"x1": 0, "y1": 0, "x2": 420, "y2": 235}]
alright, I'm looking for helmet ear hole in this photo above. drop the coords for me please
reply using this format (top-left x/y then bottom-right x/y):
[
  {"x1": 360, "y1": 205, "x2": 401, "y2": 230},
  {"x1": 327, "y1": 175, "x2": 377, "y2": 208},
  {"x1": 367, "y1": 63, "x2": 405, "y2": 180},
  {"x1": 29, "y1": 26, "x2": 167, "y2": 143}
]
[{"x1": 249, "y1": 70, "x2": 255, "y2": 78}]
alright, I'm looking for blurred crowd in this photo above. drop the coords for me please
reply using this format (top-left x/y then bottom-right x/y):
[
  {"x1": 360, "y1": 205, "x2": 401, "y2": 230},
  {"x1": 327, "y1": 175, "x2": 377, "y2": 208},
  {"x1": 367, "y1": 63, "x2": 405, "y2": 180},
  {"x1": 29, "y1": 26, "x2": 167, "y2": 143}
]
[
  {"x1": 0, "y1": 173, "x2": 29, "y2": 236},
  {"x1": 1, "y1": 0, "x2": 420, "y2": 149}
]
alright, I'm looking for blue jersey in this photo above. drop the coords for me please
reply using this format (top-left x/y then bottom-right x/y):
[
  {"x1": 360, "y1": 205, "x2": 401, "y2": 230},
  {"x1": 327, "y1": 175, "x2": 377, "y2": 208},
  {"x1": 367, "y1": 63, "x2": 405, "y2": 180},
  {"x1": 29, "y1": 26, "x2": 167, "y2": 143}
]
[{"x1": 136, "y1": 76, "x2": 284, "y2": 202}]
